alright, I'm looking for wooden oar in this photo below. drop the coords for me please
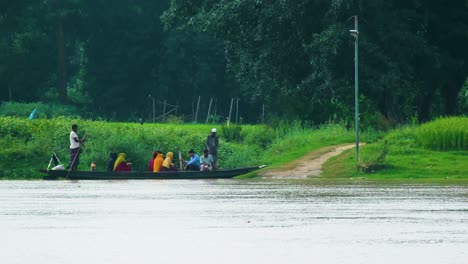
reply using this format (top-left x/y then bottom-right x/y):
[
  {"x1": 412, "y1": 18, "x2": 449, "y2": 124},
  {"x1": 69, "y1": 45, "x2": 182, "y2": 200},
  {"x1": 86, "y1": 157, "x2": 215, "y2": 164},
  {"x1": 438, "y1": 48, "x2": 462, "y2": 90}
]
[
  {"x1": 178, "y1": 150, "x2": 183, "y2": 170},
  {"x1": 66, "y1": 131, "x2": 88, "y2": 179}
]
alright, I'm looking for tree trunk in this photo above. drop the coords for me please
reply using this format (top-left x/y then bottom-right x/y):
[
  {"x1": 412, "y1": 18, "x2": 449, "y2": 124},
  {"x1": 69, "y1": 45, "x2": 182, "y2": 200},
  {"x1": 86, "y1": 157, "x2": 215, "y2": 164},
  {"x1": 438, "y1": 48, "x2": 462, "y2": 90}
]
[
  {"x1": 56, "y1": 9, "x2": 67, "y2": 103},
  {"x1": 8, "y1": 85, "x2": 13, "y2": 101},
  {"x1": 442, "y1": 73, "x2": 466, "y2": 115},
  {"x1": 418, "y1": 80, "x2": 438, "y2": 122}
]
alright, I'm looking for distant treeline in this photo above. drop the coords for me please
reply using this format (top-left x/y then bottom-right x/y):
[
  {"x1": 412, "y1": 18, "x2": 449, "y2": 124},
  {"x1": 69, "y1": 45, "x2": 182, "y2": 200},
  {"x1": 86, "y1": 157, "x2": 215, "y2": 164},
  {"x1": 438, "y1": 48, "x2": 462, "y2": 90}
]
[{"x1": 1, "y1": 0, "x2": 467, "y2": 126}]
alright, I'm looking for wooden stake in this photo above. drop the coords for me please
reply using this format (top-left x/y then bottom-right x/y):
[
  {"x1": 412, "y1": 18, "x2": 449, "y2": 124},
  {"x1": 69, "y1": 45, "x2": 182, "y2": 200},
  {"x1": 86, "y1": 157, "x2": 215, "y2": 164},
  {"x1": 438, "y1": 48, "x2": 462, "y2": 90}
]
[
  {"x1": 194, "y1": 96, "x2": 201, "y2": 123},
  {"x1": 262, "y1": 104, "x2": 265, "y2": 124},
  {"x1": 228, "y1": 98, "x2": 234, "y2": 126},
  {"x1": 162, "y1": 100, "x2": 167, "y2": 122},
  {"x1": 235, "y1": 97, "x2": 239, "y2": 124},
  {"x1": 206, "y1": 98, "x2": 213, "y2": 124},
  {"x1": 213, "y1": 100, "x2": 217, "y2": 122}
]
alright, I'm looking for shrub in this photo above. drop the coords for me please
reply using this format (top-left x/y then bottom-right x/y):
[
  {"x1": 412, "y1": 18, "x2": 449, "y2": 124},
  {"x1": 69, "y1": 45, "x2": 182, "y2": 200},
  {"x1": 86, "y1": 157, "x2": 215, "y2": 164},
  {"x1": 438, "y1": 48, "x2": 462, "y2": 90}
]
[
  {"x1": 242, "y1": 125, "x2": 275, "y2": 149},
  {"x1": 221, "y1": 124, "x2": 243, "y2": 142},
  {"x1": 358, "y1": 140, "x2": 388, "y2": 173}
]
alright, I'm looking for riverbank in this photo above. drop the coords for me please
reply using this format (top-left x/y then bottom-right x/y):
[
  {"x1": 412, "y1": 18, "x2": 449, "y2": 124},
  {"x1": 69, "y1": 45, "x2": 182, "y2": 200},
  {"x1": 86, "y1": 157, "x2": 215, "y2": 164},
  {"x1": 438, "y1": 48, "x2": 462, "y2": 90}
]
[
  {"x1": 0, "y1": 117, "x2": 360, "y2": 179},
  {"x1": 1, "y1": 116, "x2": 466, "y2": 180},
  {"x1": 322, "y1": 117, "x2": 468, "y2": 180}
]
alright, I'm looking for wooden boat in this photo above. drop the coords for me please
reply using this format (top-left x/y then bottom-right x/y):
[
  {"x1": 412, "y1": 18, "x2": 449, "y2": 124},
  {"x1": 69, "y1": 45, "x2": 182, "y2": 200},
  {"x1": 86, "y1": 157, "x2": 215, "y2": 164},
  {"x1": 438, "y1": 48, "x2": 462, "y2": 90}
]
[{"x1": 41, "y1": 166, "x2": 266, "y2": 180}]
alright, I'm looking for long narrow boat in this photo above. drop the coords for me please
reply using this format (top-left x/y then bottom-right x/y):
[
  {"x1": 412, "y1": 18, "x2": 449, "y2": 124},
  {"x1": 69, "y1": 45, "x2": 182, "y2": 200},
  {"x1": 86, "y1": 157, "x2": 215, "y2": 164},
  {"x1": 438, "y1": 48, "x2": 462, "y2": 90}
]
[{"x1": 41, "y1": 166, "x2": 265, "y2": 180}]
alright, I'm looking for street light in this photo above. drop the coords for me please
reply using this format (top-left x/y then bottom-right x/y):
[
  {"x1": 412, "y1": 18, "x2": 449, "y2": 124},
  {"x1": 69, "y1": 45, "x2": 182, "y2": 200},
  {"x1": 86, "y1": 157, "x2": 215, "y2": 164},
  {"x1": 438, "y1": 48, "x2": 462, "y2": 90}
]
[
  {"x1": 148, "y1": 94, "x2": 155, "y2": 123},
  {"x1": 350, "y1": 16, "x2": 360, "y2": 165}
]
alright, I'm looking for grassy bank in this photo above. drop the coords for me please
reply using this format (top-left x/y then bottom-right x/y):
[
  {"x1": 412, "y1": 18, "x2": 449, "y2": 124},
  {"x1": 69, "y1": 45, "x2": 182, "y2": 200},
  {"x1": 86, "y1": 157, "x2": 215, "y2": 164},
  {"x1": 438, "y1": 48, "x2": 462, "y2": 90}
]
[
  {"x1": 323, "y1": 117, "x2": 468, "y2": 179},
  {"x1": 0, "y1": 117, "x2": 361, "y2": 179}
]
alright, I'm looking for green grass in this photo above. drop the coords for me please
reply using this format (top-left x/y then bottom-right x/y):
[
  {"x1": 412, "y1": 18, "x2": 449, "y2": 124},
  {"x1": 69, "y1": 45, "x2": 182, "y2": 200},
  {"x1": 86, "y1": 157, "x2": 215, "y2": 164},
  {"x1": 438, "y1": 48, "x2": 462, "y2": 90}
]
[
  {"x1": 416, "y1": 117, "x2": 468, "y2": 151},
  {"x1": 323, "y1": 117, "x2": 468, "y2": 180},
  {"x1": 0, "y1": 101, "x2": 80, "y2": 118},
  {"x1": 0, "y1": 117, "x2": 362, "y2": 179}
]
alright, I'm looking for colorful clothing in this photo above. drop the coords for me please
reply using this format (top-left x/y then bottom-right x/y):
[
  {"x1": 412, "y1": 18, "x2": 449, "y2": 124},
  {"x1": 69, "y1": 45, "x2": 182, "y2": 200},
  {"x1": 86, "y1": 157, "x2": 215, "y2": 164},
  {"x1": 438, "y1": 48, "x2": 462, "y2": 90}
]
[
  {"x1": 115, "y1": 162, "x2": 131, "y2": 172},
  {"x1": 153, "y1": 153, "x2": 164, "y2": 172},
  {"x1": 148, "y1": 158, "x2": 155, "y2": 171},
  {"x1": 114, "y1": 153, "x2": 130, "y2": 171},
  {"x1": 162, "y1": 152, "x2": 174, "y2": 169},
  {"x1": 185, "y1": 154, "x2": 200, "y2": 171}
]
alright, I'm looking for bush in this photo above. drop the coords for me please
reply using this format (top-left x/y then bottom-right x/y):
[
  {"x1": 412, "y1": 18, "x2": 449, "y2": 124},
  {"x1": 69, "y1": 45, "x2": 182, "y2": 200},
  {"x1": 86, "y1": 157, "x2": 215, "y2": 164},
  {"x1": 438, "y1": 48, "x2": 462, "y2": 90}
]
[
  {"x1": 221, "y1": 124, "x2": 243, "y2": 142},
  {"x1": 242, "y1": 125, "x2": 275, "y2": 149},
  {"x1": 358, "y1": 140, "x2": 388, "y2": 173}
]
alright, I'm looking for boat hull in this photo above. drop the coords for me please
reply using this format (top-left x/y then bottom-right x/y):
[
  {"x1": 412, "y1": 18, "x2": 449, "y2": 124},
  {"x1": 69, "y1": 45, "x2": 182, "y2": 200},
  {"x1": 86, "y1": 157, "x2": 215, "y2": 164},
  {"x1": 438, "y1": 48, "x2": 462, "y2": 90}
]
[{"x1": 41, "y1": 166, "x2": 262, "y2": 180}]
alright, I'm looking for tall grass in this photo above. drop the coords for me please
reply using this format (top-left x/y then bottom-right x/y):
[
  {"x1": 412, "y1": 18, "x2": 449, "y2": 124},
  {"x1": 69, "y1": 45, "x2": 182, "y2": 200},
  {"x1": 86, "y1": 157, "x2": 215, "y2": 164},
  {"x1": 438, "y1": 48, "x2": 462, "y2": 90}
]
[
  {"x1": 416, "y1": 117, "x2": 468, "y2": 150},
  {"x1": 324, "y1": 117, "x2": 468, "y2": 178},
  {"x1": 0, "y1": 102, "x2": 80, "y2": 118},
  {"x1": 0, "y1": 117, "x2": 360, "y2": 178}
]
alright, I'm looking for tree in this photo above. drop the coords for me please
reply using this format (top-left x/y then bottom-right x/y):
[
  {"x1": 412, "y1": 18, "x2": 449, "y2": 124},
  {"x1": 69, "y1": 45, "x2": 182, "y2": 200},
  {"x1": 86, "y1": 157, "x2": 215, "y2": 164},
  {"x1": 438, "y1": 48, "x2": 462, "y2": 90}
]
[{"x1": 162, "y1": 0, "x2": 468, "y2": 123}]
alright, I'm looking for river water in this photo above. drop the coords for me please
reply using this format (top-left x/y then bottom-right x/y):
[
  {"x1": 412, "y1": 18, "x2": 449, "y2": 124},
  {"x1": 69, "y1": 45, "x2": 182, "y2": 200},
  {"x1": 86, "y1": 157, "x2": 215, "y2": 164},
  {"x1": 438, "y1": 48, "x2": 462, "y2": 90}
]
[{"x1": 0, "y1": 180, "x2": 467, "y2": 264}]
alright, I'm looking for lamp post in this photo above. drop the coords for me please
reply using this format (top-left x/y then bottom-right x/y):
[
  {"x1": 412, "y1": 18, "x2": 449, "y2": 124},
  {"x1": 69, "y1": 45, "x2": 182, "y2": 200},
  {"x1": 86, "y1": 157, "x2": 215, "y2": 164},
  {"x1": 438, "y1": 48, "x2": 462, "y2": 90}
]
[
  {"x1": 148, "y1": 94, "x2": 155, "y2": 123},
  {"x1": 350, "y1": 16, "x2": 360, "y2": 164}
]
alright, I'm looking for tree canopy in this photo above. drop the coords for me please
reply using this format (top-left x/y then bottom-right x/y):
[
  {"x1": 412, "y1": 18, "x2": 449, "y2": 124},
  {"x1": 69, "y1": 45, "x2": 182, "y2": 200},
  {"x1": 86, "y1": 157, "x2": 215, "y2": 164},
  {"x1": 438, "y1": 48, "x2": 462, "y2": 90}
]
[{"x1": 1, "y1": 0, "x2": 467, "y2": 125}]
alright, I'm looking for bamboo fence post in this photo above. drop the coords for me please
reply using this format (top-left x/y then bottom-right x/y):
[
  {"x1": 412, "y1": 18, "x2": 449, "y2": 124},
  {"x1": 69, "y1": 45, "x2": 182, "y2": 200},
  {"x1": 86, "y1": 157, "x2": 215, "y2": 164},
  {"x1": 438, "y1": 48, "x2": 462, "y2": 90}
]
[
  {"x1": 162, "y1": 100, "x2": 167, "y2": 122},
  {"x1": 206, "y1": 97, "x2": 213, "y2": 124},
  {"x1": 228, "y1": 98, "x2": 234, "y2": 126},
  {"x1": 262, "y1": 104, "x2": 265, "y2": 124},
  {"x1": 194, "y1": 96, "x2": 201, "y2": 123},
  {"x1": 235, "y1": 97, "x2": 239, "y2": 124}
]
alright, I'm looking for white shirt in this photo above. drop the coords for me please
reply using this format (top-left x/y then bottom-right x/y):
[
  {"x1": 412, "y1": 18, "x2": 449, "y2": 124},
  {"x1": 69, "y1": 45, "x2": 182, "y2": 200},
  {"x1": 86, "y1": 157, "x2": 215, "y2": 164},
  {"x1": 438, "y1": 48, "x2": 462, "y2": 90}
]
[{"x1": 70, "y1": 131, "x2": 80, "y2": 149}]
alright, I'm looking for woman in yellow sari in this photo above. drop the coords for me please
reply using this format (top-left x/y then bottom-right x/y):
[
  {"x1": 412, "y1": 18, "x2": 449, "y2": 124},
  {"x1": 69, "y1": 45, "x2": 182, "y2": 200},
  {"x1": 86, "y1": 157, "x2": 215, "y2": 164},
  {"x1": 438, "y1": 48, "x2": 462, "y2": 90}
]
[{"x1": 161, "y1": 152, "x2": 177, "y2": 172}]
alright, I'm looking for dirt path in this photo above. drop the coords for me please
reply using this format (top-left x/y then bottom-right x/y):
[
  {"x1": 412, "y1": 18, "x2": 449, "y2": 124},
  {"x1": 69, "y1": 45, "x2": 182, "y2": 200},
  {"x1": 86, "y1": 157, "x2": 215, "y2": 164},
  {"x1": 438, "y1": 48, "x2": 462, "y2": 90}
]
[{"x1": 261, "y1": 144, "x2": 362, "y2": 179}]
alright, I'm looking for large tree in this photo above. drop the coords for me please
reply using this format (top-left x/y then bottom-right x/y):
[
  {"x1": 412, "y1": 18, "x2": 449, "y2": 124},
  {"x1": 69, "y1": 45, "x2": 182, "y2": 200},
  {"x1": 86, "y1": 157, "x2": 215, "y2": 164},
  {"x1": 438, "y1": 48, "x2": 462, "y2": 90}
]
[{"x1": 162, "y1": 0, "x2": 468, "y2": 123}]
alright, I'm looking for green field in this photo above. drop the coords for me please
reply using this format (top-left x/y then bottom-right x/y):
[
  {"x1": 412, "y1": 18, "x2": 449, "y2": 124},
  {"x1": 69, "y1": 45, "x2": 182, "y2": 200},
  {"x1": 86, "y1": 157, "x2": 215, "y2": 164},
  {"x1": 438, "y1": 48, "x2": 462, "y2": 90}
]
[
  {"x1": 1, "y1": 116, "x2": 466, "y2": 180},
  {"x1": 323, "y1": 117, "x2": 468, "y2": 180},
  {"x1": 0, "y1": 117, "x2": 359, "y2": 179}
]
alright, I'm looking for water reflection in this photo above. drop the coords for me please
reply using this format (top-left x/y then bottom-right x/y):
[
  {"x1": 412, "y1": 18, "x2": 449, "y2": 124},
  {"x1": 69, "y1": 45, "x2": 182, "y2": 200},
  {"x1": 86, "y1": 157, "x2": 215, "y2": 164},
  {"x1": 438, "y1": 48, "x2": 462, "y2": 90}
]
[{"x1": 0, "y1": 180, "x2": 467, "y2": 264}]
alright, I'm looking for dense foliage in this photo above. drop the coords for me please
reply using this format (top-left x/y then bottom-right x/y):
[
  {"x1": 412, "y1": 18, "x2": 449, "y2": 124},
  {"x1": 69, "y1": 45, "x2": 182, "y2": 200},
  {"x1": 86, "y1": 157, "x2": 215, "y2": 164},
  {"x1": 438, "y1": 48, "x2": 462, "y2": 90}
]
[
  {"x1": 0, "y1": 116, "x2": 358, "y2": 178},
  {"x1": 1, "y1": 1, "x2": 467, "y2": 125}
]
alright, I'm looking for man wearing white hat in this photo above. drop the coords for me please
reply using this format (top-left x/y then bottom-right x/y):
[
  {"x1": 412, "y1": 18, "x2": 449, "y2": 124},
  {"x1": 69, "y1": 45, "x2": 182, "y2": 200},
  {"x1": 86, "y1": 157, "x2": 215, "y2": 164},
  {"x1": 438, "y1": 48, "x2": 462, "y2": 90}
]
[{"x1": 206, "y1": 128, "x2": 219, "y2": 170}]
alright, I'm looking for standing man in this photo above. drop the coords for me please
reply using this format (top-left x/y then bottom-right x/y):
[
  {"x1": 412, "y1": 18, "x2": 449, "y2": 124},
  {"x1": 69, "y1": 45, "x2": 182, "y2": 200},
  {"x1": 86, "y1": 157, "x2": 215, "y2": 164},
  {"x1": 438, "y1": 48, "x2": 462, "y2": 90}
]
[
  {"x1": 66, "y1": 124, "x2": 85, "y2": 171},
  {"x1": 206, "y1": 128, "x2": 219, "y2": 170}
]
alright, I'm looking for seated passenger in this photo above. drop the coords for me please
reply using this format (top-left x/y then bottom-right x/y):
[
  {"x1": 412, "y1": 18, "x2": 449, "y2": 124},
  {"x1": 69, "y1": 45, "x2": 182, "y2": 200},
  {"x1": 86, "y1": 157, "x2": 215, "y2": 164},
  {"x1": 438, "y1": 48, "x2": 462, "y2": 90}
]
[
  {"x1": 114, "y1": 153, "x2": 132, "y2": 172},
  {"x1": 183, "y1": 149, "x2": 200, "y2": 171},
  {"x1": 148, "y1": 151, "x2": 157, "y2": 171},
  {"x1": 107, "y1": 152, "x2": 117, "y2": 172},
  {"x1": 161, "y1": 152, "x2": 177, "y2": 172},
  {"x1": 200, "y1": 149, "x2": 214, "y2": 172},
  {"x1": 153, "y1": 151, "x2": 164, "y2": 172}
]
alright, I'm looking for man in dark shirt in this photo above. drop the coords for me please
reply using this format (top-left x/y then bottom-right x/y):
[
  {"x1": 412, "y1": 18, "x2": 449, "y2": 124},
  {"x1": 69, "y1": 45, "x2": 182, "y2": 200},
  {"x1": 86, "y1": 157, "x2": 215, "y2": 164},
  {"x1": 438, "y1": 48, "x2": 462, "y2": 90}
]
[
  {"x1": 206, "y1": 128, "x2": 219, "y2": 170},
  {"x1": 107, "y1": 152, "x2": 117, "y2": 172}
]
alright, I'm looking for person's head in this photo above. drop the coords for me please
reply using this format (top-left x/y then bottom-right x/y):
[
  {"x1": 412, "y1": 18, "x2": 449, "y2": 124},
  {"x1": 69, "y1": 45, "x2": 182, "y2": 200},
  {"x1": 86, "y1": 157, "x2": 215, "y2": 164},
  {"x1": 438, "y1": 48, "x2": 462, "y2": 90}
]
[
  {"x1": 203, "y1": 149, "x2": 209, "y2": 157},
  {"x1": 188, "y1": 149, "x2": 195, "y2": 157},
  {"x1": 110, "y1": 152, "x2": 117, "y2": 159},
  {"x1": 152, "y1": 151, "x2": 158, "y2": 159},
  {"x1": 166, "y1": 152, "x2": 173, "y2": 159},
  {"x1": 118, "y1": 153, "x2": 126, "y2": 159},
  {"x1": 72, "y1": 124, "x2": 78, "y2": 132},
  {"x1": 211, "y1": 128, "x2": 217, "y2": 136}
]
